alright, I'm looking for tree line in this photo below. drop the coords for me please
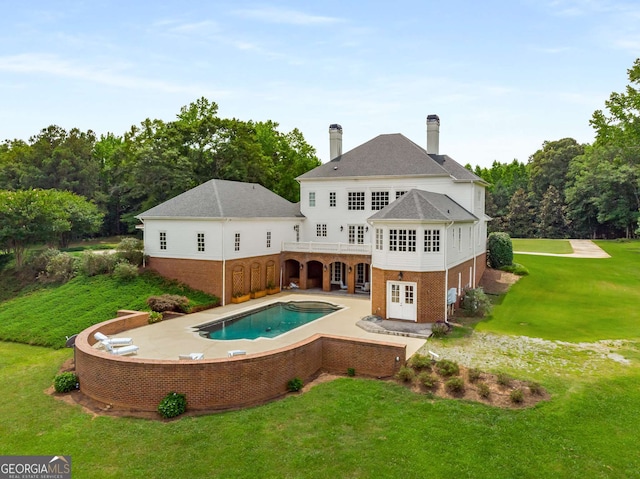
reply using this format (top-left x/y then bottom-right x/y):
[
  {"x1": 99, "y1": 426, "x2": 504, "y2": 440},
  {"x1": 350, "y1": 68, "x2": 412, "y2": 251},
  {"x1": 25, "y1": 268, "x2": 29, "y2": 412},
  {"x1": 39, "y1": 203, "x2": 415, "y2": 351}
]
[
  {"x1": 0, "y1": 97, "x2": 321, "y2": 240},
  {"x1": 471, "y1": 58, "x2": 640, "y2": 239}
]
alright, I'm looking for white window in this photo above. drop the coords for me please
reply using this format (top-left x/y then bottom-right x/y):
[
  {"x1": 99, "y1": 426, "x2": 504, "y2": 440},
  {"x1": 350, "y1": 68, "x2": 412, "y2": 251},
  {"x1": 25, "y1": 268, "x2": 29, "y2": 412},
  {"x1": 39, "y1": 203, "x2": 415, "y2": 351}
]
[
  {"x1": 309, "y1": 191, "x2": 316, "y2": 207},
  {"x1": 356, "y1": 263, "x2": 365, "y2": 284},
  {"x1": 329, "y1": 192, "x2": 336, "y2": 207},
  {"x1": 458, "y1": 227, "x2": 462, "y2": 250},
  {"x1": 405, "y1": 285, "x2": 414, "y2": 305},
  {"x1": 234, "y1": 233, "x2": 240, "y2": 251},
  {"x1": 424, "y1": 229, "x2": 440, "y2": 252},
  {"x1": 371, "y1": 191, "x2": 389, "y2": 210},
  {"x1": 348, "y1": 225, "x2": 365, "y2": 244},
  {"x1": 391, "y1": 284, "x2": 400, "y2": 303},
  {"x1": 266, "y1": 231, "x2": 271, "y2": 248},
  {"x1": 159, "y1": 231, "x2": 167, "y2": 250},
  {"x1": 348, "y1": 191, "x2": 365, "y2": 210},
  {"x1": 389, "y1": 229, "x2": 416, "y2": 252},
  {"x1": 396, "y1": 190, "x2": 407, "y2": 199},
  {"x1": 197, "y1": 232, "x2": 205, "y2": 252},
  {"x1": 375, "y1": 228, "x2": 383, "y2": 250},
  {"x1": 316, "y1": 224, "x2": 327, "y2": 237}
]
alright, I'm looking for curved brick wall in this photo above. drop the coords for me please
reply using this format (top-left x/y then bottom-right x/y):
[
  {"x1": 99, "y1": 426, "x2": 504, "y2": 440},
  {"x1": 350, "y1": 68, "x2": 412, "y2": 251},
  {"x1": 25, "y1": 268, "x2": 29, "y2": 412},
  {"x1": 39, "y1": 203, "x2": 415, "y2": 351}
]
[{"x1": 74, "y1": 311, "x2": 406, "y2": 413}]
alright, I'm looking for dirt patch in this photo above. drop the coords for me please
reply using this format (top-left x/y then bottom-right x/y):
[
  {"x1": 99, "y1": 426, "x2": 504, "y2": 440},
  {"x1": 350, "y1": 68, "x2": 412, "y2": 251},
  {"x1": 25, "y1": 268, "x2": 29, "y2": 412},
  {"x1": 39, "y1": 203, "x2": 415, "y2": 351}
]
[{"x1": 479, "y1": 268, "x2": 521, "y2": 295}]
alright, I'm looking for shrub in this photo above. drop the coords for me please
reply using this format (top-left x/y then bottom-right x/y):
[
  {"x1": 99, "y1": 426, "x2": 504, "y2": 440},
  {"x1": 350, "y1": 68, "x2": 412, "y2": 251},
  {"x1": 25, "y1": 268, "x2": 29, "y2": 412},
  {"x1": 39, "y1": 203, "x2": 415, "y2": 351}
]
[
  {"x1": 430, "y1": 322, "x2": 450, "y2": 338},
  {"x1": 78, "y1": 251, "x2": 117, "y2": 276},
  {"x1": 435, "y1": 359, "x2": 460, "y2": 377},
  {"x1": 147, "y1": 294, "x2": 190, "y2": 313},
  {"x1": 54, "y1": 372, "x2": 78, "y2": 393},
  {"x1": 496, "y1": 372, "x2": 512, "y2": 387},
  {"x1": 347, "y1": 368, "x2": 356, "y2": 377},
  {"x1": 468, "y1": 368, "x2": 482, "y2": 382},
  {"x1": 43, "y1": 253, "x2": 77, "y2": 283},
  {"x1": 287, "y1": 377, "x2": 304, "y2": 392},
  {"x1": 148, "y1": 311, "x2": 163, "y2": 324},
  {"x1": 395, "y1": 366, "x2": 415, "y2": 383},
  {"x1": 445, "y1": 377, "x2": 465, "y2": 394},
  {"x1": 528, "y1": 381, "x2": 543, "y2": 395},
  {"x1": 27, "y1": 248, "x2": 61, "y2": 276},
  {"x1": 460, "y1": 287, "x2": 493, "y2": 317},
  {"x1": 417, "y1": 371, "x2": 437, "y2": 389},
  {"x1": 510, "y1": 388, "x2": 524, "y2": 404},
  {"x1": 115, "y1": 238, "x2": 144, "y2": 266},
  {"x1": 500, "y1": 262, "x2": 529, "y2": 276},
  {"x1": 112, "y1": 261, "x2": 139, "y2": 281},
  {"x1": 408, "y1": 354, "x2": 432, "y2": 370},
  {"x1": 477, "y1": 382, "x2": 491, "y2": 398},
  {"x1": 487, "y1": 232, "x2": 513, "y2": 269},
  {"x1": 158, "y1": 392, "x2": 187, "y2": 418}
]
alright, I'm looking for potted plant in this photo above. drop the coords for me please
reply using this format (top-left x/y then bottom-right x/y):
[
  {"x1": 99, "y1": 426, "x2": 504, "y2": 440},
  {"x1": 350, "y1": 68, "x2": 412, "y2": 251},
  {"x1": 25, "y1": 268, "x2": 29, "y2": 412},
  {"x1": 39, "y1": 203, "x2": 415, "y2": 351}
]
[
  {"x1": 250, "y1": 288, "x2": 267, "y2": 299},
  {"x1": 231, "y1": 291, "x2": 250, "y2": 304},
  {"x1": 266, "y1": 281, "x2": 280, "y2": 295}
]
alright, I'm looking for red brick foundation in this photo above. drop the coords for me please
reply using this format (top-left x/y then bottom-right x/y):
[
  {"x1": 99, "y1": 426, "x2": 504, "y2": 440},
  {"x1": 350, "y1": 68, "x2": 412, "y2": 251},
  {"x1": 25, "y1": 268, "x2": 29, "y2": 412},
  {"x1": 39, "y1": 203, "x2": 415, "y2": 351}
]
[{"x1": 74, "y1": 311, "x2": 406, "y2": 413}]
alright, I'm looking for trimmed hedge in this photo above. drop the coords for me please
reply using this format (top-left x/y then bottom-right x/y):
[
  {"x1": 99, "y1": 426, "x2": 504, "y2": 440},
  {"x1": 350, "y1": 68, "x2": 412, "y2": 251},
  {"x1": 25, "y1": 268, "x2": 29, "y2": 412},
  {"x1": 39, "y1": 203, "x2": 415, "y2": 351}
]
[{"x1": 487, "y1": 232, "x2": 513, "y2": 269}]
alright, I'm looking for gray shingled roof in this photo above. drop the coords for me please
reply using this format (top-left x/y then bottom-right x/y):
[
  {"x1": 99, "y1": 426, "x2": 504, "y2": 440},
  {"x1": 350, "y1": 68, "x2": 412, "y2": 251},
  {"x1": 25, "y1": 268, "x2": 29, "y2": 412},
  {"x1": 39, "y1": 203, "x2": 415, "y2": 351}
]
[
  {"x1": 368, "y1": 189, "x2": 477, "y2": 222},
  {"x1": 137, "y1": 179, "x2": 301, "y2": 219},
  {"x1": 298, "y1": 133, "x2": 484, "y2": 182}
]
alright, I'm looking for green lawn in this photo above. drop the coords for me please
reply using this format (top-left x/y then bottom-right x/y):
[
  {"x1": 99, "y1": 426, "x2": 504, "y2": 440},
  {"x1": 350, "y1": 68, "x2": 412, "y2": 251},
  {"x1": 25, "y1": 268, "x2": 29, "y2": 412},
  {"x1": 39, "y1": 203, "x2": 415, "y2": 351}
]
[
  {"x1": 2, "y1": 240, "x2": 640, "y2": 477},
  {"x1": 511, "y1": 238, "x2": 574, "y2": 254},
  {"x1": 0, "y1": 272, "x2": 218, "y2": 348}
]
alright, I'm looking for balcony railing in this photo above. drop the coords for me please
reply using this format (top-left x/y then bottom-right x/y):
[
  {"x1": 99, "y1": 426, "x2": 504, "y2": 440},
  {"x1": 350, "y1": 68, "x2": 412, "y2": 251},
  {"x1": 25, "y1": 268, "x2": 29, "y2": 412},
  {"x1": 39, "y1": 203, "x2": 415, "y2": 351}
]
[{"x1": 282, "y1": 241, "x2": 372, "y2": 255}]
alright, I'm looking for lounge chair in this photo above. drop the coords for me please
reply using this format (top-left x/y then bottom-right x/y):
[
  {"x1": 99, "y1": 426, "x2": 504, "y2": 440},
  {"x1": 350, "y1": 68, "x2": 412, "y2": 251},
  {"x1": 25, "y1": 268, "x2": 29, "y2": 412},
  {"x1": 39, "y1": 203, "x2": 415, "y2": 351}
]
[
  {"x1": 179, "y1": 353, "x2": 204, "y2": 360},
  {"x1": 361, "y1": 282, "x2": 370, "y2": 292},
  {"x1": 339, "y1": 280, "x2": 347, "y2": 290},
  {"x1": 94, "y1": 331, "x2": 133, "y2": 346},
  {"x1": 227, "y1": 350, "x2": 246, "y2": 357},
  {"x1": 102, "y1": 341, "x2": 139, "y2": 356}
]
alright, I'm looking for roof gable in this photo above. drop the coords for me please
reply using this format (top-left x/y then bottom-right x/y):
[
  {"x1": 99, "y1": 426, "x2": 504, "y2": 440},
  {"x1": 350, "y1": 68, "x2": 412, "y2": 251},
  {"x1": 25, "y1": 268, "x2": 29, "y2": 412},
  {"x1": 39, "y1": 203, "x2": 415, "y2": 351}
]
[
  {"x1": 368, "y1": 189, "x2": 477, "y2": 222},
  {"x1": 137, "y1": 179, "x2": 301, "y2": 219}
]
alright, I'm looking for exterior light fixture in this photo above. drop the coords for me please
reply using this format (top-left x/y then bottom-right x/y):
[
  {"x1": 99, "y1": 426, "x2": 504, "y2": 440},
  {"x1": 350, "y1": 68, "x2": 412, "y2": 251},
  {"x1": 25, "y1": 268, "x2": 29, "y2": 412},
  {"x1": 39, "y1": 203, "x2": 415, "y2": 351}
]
[
  {"x1": 340, "y1": 226, "x2": 343, "y2": 231},
  {"x1": 398, "y1": 271, "x2": 403, "y2": 281},
  {"x1": 300, "y1": 263, "x2": 304, "y2": 270}
]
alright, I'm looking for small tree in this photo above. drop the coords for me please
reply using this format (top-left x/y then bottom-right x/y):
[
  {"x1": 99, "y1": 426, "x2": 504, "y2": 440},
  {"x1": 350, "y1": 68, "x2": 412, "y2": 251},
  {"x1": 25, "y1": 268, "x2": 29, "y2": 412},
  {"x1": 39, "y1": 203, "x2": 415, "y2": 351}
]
[
  {"x1": 487, "y1": 232, "x2": 513, "y2": 269},
  {"x1": 461, "y1": 287, "x2": 493, "y2": 317}
]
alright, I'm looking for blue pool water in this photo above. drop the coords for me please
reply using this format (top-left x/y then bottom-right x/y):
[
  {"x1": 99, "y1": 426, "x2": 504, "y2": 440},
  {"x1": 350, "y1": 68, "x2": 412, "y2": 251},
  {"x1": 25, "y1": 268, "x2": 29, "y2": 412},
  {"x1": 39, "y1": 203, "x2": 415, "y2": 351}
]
[{"x1": 198, "y1": 301, "x2": 341, "y2": 340}]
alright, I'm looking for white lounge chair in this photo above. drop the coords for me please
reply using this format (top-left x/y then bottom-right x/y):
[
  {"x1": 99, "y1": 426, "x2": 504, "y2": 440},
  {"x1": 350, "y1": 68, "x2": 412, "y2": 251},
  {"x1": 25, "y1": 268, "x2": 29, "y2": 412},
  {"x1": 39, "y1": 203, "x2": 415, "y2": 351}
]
[
  {"x1": 179, "y1": 353, "x2": 204, "y2": 360},
  {"x1": 94, "y1": 332, "x2": 133, "y2": 346},
  {"x1": 339, "y1": 280, "x2": 347, "y2": 290},
  {"x1": 361, "y1": 282, "x2": 370, "y2": 292},
  {"x1": 227, "y1": 350, "x2": 246, "y2": 357},
  {"x1": 102, "y1": 341, "x2": 139, "y2": 356}
]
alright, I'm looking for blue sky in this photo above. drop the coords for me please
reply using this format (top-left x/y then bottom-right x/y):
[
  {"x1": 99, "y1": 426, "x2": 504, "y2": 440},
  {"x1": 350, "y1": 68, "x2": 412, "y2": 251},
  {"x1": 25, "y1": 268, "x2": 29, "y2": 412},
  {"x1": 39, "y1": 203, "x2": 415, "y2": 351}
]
[{"x1": 1, "y1": 1, "x2": 638, "y2": 168}]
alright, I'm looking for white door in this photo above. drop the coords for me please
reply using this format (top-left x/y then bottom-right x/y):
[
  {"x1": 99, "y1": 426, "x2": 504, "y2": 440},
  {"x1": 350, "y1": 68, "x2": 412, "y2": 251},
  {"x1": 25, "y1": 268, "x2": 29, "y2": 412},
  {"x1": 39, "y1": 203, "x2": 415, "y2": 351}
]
[{"x1": 387, "y1": 281, "x2": 417, "y2": 321}]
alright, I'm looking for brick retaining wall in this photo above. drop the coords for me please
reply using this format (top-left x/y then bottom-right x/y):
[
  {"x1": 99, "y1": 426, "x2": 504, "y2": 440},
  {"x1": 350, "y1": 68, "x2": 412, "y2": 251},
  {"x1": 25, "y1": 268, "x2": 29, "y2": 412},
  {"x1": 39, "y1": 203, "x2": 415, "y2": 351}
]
[{"x1": 74, "y1": 311, "x2": 406, "y2": 413}]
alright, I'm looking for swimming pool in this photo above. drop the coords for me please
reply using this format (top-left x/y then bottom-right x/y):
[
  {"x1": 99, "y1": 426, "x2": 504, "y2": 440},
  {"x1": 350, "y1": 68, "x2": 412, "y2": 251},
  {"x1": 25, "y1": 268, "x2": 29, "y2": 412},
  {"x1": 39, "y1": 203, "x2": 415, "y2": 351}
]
[{"x1": 197, "y1": 301, "x2": 342, "y2": 340}]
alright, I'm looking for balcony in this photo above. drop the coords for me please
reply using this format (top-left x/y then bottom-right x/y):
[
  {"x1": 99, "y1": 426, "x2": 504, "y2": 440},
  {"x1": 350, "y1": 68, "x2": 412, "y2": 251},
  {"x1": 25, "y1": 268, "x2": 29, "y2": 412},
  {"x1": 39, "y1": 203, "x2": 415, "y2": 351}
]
[{"x1": 282, "y1": 242, "x2": 372, "y2": 255}]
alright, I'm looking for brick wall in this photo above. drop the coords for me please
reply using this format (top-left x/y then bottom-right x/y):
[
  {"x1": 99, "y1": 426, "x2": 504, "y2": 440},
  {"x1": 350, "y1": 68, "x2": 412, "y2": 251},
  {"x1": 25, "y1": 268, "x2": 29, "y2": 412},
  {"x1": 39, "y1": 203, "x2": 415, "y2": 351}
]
[
  {"x1": 147, "y1": 257, "x2": 223, "y2": 298},
  {"x1": 74, "y1": 312, "x2": 406, "y2": 413}
]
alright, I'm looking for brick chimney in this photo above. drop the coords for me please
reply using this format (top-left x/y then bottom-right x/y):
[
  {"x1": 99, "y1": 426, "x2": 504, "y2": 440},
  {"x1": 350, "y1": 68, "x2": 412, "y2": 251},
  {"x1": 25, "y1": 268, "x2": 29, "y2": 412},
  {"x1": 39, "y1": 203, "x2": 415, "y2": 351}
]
[
  {"x1": 426, "y1": 115, "x2": 440, "y2": 155},
  {"x1": 329, "y1": 124, "x2": 343, "y2": 160}
]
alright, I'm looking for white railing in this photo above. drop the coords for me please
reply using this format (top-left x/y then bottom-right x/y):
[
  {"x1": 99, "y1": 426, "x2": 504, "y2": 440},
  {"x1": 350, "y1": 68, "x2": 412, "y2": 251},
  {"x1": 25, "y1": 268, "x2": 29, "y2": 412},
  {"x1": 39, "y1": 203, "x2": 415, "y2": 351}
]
[{"x1": 282, "y1": 241, "x2": 372, "y2": 255}]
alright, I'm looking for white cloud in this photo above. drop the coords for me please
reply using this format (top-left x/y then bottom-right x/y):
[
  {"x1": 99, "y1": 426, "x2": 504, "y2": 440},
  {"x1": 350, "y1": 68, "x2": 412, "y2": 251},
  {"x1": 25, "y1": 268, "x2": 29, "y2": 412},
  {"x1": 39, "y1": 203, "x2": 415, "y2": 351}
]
[{"x1": 233, "y1": 7, "x2": 345, "y2": 25}]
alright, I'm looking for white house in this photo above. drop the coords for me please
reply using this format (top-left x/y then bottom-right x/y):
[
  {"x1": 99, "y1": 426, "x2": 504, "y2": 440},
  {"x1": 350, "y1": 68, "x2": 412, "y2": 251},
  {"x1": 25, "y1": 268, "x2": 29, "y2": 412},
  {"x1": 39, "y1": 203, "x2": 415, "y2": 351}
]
[{"x1": 137, "y1": 115, "x2": 488, "y2": 323}]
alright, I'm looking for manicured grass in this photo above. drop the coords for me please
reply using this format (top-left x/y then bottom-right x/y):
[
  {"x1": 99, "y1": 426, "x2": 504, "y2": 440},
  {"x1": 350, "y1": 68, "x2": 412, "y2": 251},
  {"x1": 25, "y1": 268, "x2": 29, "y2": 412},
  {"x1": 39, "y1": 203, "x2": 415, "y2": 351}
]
[
  {"x1": 478, "y1": 240, "x2": 640, "y2": 342},
  {"x1": 0, "y1": 272, "x2": 218, "y2": 348},
  {"x1": 512, "y1": 238, "x2": 574, "y2": 254},
  {"x1": 1, "y1": 342, "x2": 639, "y2": 478}
]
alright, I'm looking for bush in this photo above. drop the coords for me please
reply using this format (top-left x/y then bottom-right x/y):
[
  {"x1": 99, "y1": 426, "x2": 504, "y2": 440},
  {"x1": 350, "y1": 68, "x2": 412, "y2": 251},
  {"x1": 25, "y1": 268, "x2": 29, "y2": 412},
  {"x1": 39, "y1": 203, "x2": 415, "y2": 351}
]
[
  {"x1": 395, "y1": 366, "x2": 415, "y2": 383},
  {"x1": 460, "y1": 287, "x2": 493, "y2": 317},
  {"x1": 445, "y1": 377, "x2": 465, "y2": 394},
  {"x1": 435, "y1": 359, "x2": 460, "y2": 377},
  {"x1": 43, "y1": 253, "x2": 77, "y2": 283},
  {"x1": 158, "y1": 392, "x2": 187, "y2": 418},
  {"x1": 528, "y1": 381, "x2": 543, "y2": 395},
  {"x1": 78, "y1": 251, "x2": 117, "y2": 276},
  {"x1": 500, "y1": 262, "x2": 529, "y2": 276},
  {"x1": 477, "y1": 382, "x2": 491, "y2": 398},
  {"x1": 54, "y1": 372, "x2": 78, "y2": 393},
  {"x1": 487, "y1": 232, "x2": 513, "y2": 269},
  {"x1": 287, "y1": 377, "x2": 304, "y2": 392},
  {"x1": 468, "y1": 368, "x2": 482, "y2": 382},
  {"x1": 147, "y1": 294, "x2": 190, "y2": 313},
  {"x1": 496, "y1": 372, "x2": 512, "y2": 387},
  {"x1": 510, "y1": 388, "x2": 524, "y2": 404},
  {"x1": 115, "y1": 238, "x2": 144, "y2": 266},
  {"x1": 430, "y1": 322, "x2": 450, "y2": 338},
  {"x1": 148, "y1": 311, "x2": 163, "y2": 324},
  {"x1": 417, "y1": 371, "x2": 437, "y2": 389},
  {"x1": 27, "y1": 248, "x2": 61, "y2": 276},
  {"x1": 112, "y1": 261, "x2": 139, "y2": 281},
  {"x1": 408, "y1": 354, "x2": 432, "y2": 370},
  {"x1": 347, "y1": 368, "x2": 356, "y2": 377}
]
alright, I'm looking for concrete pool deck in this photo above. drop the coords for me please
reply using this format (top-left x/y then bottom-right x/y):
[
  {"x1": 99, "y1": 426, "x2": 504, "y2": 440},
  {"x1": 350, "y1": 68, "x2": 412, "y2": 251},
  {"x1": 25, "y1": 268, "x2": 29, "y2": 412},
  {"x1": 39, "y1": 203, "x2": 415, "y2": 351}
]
[{"x1": 118, "y1": 292, "x2": 427, "y2": 361}]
